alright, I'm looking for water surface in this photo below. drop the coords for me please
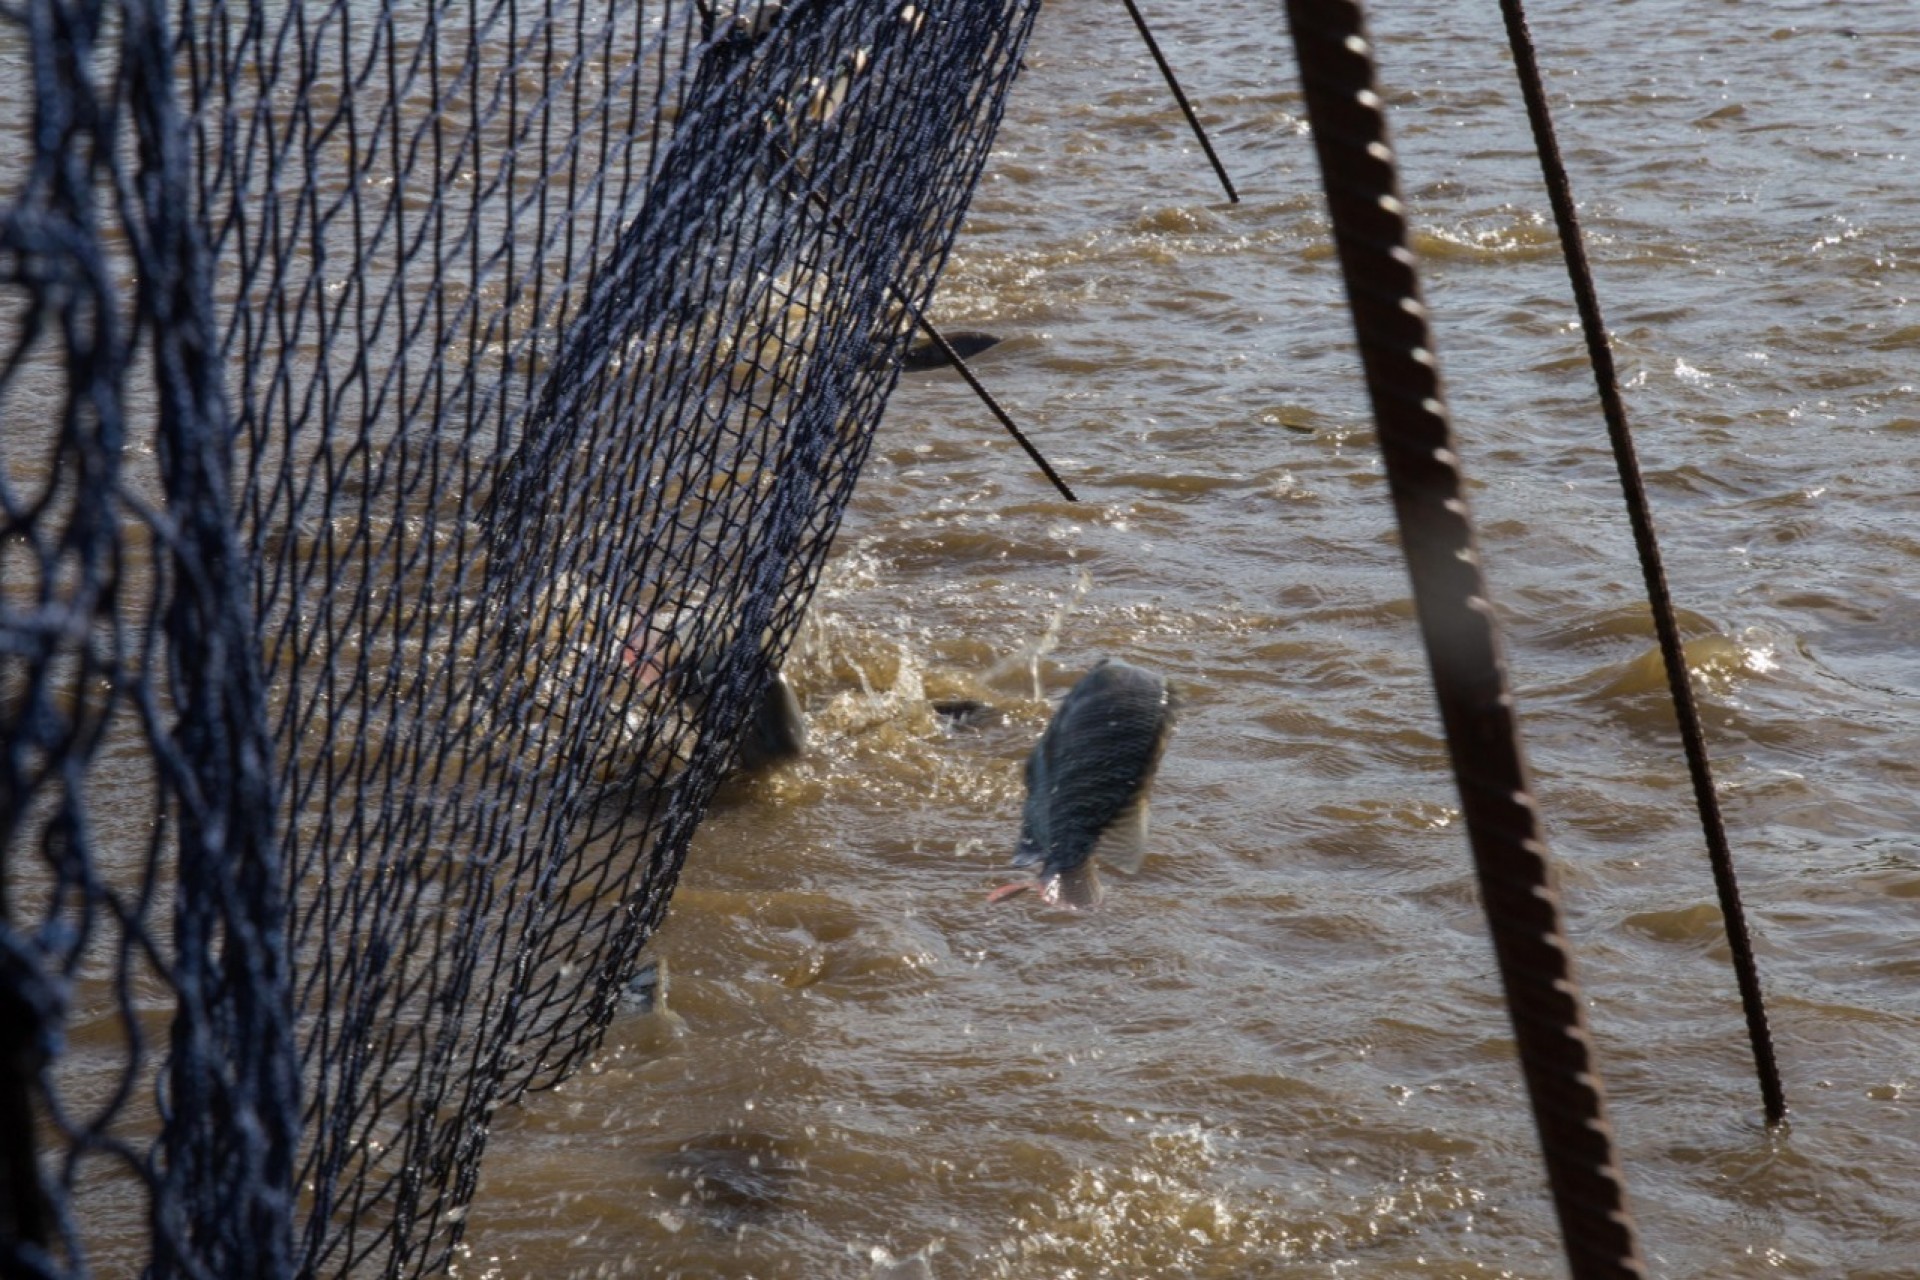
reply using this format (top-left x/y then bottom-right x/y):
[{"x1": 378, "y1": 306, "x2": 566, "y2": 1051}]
[{"x1": 446, "y1": 1, "x2": 1920, "y2": 1274}]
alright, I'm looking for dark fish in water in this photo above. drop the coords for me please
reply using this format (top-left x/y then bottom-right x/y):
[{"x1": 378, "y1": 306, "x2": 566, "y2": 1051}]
[
  {"x1": 734, "y1": 668, "x2": 807, "y2": 771},
  {"x1": 657, "y1": 1130, "x2": 803, "y2": 1227},
  {"x1": 989, "y1": 660, "x2": 1177, "y2": 909},
  {"x1": 930, "y1": 697, "x2": 1002, "y2": 730},
  {"x1": 639, "y1": 637, "x2": 807, "y2": 774},
  {"x1": 898, "y1": 329, "x2": 1003, "y2": 371},
  {"x1": 622, "y1": 956, "x2": 667, "y2": 1014}
]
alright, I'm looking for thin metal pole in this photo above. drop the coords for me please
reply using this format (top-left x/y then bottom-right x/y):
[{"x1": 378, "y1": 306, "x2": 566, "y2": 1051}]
[
  {"x1": 786, "y1": 173, "x2": 1078, "y2": 502},
  {"x1": 1114, "y1": 0, "x2": 1239, "y2": 203},
  {"x1": 1495, "y1": 0, "x2": 1785, "y2": 1127},
  {"x1": 895, "y1": 295, "x2": 1078, "y2": 502}
]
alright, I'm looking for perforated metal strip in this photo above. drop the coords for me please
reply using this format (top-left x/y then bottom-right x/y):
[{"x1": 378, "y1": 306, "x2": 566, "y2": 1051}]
[{"x1": 1280, "y1": 2, "x2": 1647, "y2": 1274}]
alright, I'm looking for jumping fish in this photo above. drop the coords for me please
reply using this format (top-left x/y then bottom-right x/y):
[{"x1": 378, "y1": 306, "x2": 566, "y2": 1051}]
[
  {"x1": 989, "y1": 659, "x2": 1178, "y2": 909},
  {"x1": 672, "y1": 648, "x2": 808, "y2": 774}
]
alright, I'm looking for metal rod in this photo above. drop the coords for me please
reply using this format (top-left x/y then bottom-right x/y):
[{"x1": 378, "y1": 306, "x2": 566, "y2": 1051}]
[
  {"x1": 781, "y1": 158, "x2": 1078, "y2": 502},
  {"x1": 1115, "y1": 0, "x2": 1239, "y2": 203},
  {"x1": 1495, "y1": 0, "x2": 1785, "y2": 1127},
  {"x1": 892, "y1": 291, "x2": 1078, "y2": 503},
  {"x1": 1280, "y1": 1, "x2": 1646, "y2": 1275}
]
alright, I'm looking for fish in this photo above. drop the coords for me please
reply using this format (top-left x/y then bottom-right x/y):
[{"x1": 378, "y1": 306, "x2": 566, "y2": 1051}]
[
  {"x1": 656, "y1": 1130, "x2": 803, "y2": 1227},
  {"x1": 930, "y1": 696, "x2": 1002, "y2": 729},
  {"x1": 989, "y1": 659, "x2": 1178, "y2": 909},
  {"x1": 672, "y1": 648, "x2": 809, "y2": 775},
  {"x1": 734, "y1": 667, "x2": 807, "y2": 771},
  {"x1": 619, "y1": 612, "x2": 807, "y2": 778},
  {"x1": 623, "y1": 956, "x2": 667, "y2": 1015},
  {"x1": 897, "y1": 329, "x2": 1003, "y2": 371}
]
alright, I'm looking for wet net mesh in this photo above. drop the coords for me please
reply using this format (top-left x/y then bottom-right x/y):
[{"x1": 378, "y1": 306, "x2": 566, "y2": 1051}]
[{"x1": 0, "y1": 0, "x2": 1039, "y2": 1274}]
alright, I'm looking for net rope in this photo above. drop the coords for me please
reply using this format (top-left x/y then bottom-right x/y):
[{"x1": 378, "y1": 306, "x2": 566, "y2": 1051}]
[{"x1": 1, "y1": 0, "x2": 1040, "y2": 1274}]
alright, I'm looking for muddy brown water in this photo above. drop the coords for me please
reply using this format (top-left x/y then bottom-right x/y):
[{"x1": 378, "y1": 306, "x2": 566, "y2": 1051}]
[
  {"x1": 449, "y1": 3, "x2": 1920, "y2": 1276},
  {"x1": 10, "y1": 0, "x2": 1920, "y2": 1275}
]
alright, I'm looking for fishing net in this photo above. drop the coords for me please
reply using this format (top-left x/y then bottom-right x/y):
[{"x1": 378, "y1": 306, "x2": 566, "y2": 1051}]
[{"x1": 0, "y1": 0, "x2": 1039, "y2": 1274}]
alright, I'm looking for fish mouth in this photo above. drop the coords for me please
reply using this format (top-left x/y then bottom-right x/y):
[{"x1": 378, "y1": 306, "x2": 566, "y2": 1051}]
[
  {"x1": 986, "y1": 878, "x2": 1037, "y2": 905},
  {"x1": 986, "y1": 864, "x2": 1101, "y2": 910}
]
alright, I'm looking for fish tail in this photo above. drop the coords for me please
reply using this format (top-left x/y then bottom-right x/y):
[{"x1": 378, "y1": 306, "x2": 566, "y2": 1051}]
[{"x1": 1041, "y1": 864, "x2": 1102, "y2": 910}]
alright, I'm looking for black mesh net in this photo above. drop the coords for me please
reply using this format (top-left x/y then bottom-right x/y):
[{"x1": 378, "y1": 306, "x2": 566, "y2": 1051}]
[{"x1": 0, "y1": 0, "x2": 1039, "y2": 1274}]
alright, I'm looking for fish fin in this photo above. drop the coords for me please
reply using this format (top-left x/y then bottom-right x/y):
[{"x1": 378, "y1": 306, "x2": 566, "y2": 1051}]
[
  {"x1": 735, "y1": 672, "x2": 806, "y2": 771},
  {"x1": 1041, "y1": 864, "x2": 1103, "y2": 910},
  {"x1": 623, "y1": 957, "x2": 666, "y2": 1015},
  {"x1": 1091, "y1": 798, "x2": 1149, "y2": 875},
  {"x1": 1011, "y1": 807, "x2": 1047, "y2": 868}
]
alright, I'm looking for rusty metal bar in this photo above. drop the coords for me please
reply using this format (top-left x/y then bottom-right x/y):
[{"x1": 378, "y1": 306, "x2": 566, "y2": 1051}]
[{"x1": 1280, "y1": 1, "x2": 1646, "y2": 1274}]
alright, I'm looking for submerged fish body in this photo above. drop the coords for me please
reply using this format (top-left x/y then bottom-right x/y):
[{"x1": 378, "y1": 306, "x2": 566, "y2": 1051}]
[
  {"x1": 735, "y1": 668, "x2": 807, "y2": 771},
  {"x1": 600, "y1": 604, "x2": 807, "y2": 790},
  {"x1": 996, "y1": 659, "x2": 1177, "y2": 909},
  {"x1": 898, "y1": 329, "x2": 1003, "y2": 372},
  {"x1": 656, "y1": 1130, "x2": 802, "y2": 1227}
]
